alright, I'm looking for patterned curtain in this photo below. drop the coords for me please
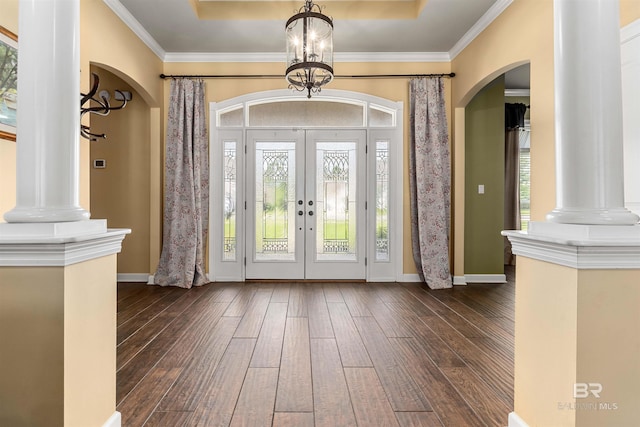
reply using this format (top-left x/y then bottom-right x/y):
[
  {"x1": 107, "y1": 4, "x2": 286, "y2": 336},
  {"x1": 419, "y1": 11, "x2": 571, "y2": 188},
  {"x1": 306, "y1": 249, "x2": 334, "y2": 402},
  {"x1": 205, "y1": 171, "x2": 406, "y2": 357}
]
[
  {"x1": 409, "y1": 77, "x2": 452, "y2": 289},
  {"x1": 154, "y1": 79, "x2": 209, "y2": 288}
]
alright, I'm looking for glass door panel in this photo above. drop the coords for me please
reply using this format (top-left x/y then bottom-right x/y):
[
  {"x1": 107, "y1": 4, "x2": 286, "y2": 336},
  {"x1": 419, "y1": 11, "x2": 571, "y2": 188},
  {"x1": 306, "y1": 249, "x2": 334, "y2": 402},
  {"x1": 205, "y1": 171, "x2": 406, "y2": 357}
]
[
  {"x1": 315, "y1": 142, "x2": 357, "y2": 261},
  {"x1": 306, "y1": 130, "x2": 366, "y2": 279},
  {"x1": 246, "y1": 130, "x2": 304, "y2": 279},
  {"x1": 255, "y1": 142, "x2": 297, "y2": 261}
]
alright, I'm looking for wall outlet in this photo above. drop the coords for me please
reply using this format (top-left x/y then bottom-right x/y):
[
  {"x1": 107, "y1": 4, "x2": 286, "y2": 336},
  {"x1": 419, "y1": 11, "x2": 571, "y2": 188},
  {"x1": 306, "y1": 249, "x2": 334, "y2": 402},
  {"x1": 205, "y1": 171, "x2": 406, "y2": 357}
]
[{"x1": 93, "y1": 159, "x2": 106, "y2": 169}]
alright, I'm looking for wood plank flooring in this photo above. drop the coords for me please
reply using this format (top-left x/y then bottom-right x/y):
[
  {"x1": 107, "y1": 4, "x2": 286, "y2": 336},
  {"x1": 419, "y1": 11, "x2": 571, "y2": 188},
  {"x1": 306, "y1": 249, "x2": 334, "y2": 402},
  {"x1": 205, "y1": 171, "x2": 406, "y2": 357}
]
[{"x1": 116, "y1": 270, "x2": 515, "y2": 427}]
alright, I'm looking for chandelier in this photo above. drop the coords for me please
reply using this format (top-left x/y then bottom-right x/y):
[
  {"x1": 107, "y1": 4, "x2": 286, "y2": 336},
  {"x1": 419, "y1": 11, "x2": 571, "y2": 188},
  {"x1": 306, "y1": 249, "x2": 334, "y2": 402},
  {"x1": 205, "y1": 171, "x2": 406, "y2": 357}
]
[{"x1": 285, "y1": 0, "x2": 334, "y2": 98}]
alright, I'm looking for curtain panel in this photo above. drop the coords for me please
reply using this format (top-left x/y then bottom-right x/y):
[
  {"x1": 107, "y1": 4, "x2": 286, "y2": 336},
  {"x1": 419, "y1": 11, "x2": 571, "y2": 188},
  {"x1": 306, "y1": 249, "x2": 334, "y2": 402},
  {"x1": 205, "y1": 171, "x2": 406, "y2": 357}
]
[
  {"x1": 504, "y1": 103, "x2": 526, "y2": 265},
  {"x1": 154, "y1": 79, "x2": 209, "y2": 288},
  {"x1": 409, "y1": 77, "x2": 452, "y2": 289}
]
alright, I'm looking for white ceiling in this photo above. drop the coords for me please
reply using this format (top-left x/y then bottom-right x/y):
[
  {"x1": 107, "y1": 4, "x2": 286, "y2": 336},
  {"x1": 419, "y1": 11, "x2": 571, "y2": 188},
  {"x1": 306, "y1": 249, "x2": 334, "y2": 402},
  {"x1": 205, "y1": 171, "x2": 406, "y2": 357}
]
[{"x1": 108, "y1": 0, "x2": 530, "y2": 88}]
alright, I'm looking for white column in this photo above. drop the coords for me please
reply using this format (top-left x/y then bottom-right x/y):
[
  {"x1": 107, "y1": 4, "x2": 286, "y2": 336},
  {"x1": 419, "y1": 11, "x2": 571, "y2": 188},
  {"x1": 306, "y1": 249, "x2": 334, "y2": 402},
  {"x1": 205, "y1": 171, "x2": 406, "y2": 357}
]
[
  {"x1": 546, "y1": 0, "x2": 639, "y2": 225},
  {"x1": 3, "y1": 0, "x2": 89, "y2": 223}
]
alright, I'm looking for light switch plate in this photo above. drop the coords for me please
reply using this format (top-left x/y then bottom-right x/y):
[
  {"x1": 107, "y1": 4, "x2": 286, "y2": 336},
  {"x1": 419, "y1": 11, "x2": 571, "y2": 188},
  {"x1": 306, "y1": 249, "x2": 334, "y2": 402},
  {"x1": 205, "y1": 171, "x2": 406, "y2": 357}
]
[{"x1": 478, "y1": 184, "x2": 485, "y2": 194}]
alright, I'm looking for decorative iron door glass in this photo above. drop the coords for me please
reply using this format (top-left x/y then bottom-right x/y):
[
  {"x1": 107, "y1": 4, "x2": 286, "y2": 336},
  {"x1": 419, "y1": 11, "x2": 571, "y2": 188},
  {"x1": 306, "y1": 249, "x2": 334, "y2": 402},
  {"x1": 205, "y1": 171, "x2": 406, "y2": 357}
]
[{"x1": 246, "y1": 130, "x2": 365, "y2": 280}]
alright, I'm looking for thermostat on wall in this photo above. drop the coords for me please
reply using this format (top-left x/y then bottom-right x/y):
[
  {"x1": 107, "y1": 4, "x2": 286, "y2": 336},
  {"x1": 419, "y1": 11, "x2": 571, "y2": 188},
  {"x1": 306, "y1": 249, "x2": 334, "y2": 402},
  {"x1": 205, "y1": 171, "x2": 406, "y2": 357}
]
[{"x1": 93, "y1": 159, "x2": 106, "y2": 169}]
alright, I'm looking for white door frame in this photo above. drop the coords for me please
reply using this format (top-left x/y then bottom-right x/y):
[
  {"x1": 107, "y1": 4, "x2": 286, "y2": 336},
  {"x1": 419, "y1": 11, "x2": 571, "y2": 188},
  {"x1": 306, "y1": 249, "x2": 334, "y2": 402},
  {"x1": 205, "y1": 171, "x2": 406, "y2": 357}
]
[{"x1": 209, "y1": 89, "x2": 404, "y2": 282}]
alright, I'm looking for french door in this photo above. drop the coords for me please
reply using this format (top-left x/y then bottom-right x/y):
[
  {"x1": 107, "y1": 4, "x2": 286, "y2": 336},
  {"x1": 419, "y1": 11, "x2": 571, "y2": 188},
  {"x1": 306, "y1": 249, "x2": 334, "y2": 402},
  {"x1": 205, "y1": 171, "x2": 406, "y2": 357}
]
[{"x1": 246, "y1": 129, "x2": 366, "y2": 279}]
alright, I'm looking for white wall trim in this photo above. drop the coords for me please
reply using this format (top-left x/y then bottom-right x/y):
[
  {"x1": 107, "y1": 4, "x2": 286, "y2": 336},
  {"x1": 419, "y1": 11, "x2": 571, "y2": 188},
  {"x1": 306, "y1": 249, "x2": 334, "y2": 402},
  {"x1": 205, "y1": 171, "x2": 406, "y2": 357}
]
[
  {"x1": 103, "y1": 0, "x2": 165, "y2": 60},
  {"x1": 465, "y1": 274, "x2": 507, "y2": 283},
  {"x1": 508, "y1": 411, "x2": 529, "y2": 427},
  {"x1": 503, "y1": 225, "x2": 640, "y2": 269},
  {"x1": 0, "y1": 229, "x2": 130, "y2": 267},
  {"x1": 102, "y1": 411, "x2": 121, "y2": 427},
  {"x1": 449, "y1": 0, "x2": 514, "y2": 60},
  {"x1": 164, "y1": 51, "x2": 451, "y2": 63},
  {"x1": 164, "y1": 52, "x2": 284, "y2": 63},
  {"x1": 621, "y1": 19, "x2": 640, "y2": 44},
  {"x1": 453, "y1": 276, "x2": 467, "y2": 285},
  {"x1": 117, "y1": 273, "x2": 151, "y2": 282},
  {"x1": 335, "y1": 52, "x2": 450, "y2": 63},
  {"x1": 106, "y1": 0, "x2": 500, "y2": 64},
  {"x1": 398, "y1": 273, "x2": 422, "y2": 283}
]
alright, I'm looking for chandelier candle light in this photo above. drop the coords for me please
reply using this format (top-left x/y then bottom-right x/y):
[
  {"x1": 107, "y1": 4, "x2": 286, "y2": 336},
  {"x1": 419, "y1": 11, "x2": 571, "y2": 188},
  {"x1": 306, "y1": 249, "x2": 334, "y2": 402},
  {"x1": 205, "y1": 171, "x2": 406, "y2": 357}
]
[{"x1": 285, "y1": 0, "x2": 334, "y2": 98}]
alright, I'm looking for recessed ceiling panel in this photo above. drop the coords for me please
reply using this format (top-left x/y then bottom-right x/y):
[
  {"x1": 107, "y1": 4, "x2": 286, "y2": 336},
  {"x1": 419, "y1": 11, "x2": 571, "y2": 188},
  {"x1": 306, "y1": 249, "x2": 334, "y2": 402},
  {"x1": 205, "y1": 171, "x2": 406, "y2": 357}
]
[{"x1": 117, "y1": 0, "x2": 500, "y2": 54}]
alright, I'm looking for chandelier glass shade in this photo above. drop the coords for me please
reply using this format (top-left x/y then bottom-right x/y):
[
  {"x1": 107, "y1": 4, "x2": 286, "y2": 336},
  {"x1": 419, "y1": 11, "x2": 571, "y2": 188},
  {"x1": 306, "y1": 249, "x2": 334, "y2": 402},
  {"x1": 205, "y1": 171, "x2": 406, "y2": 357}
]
[{"x1": 285, "y1": 0, "x2": 334, "y2": 98}]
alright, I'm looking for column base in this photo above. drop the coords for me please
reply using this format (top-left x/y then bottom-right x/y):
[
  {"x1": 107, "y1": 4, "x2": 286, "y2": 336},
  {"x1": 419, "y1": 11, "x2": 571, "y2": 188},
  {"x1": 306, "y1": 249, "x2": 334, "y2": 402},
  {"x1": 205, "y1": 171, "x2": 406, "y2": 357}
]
[
  {"x1": 546, "y1": 207, "x2": 639, "y2": 226},
  {"x1": 0, "y1": 228, "x2": 128, "y2": 427},
  {"x1": 503, "y1": 223, "x2": 640, "y2": 269},
  {"x1": 0, "y1": 219, "x2": 107, "y2": 240},
  {"x1": 503, "y1": 225, "x2": 640, "y2": 427},
  {"x1": 4, "y1": 206, "x2": 91, "y2": 223}
]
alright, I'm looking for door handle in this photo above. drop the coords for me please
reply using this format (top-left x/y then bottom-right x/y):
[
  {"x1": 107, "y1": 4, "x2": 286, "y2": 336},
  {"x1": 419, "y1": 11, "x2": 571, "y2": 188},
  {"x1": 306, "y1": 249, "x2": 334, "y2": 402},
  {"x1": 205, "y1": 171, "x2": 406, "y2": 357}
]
[
  {"x1": 308, "y1": 211, "x2": 314, "y2": 216},
  {"x1": 298, "y1": 210, "x2": 304, "y2": 216},
  {"x1": 308, "y1": 200, "x2": 314, "y2": 206},
  {"x1": 298, "y1": 200, "x2": 303, "y2": 205}
]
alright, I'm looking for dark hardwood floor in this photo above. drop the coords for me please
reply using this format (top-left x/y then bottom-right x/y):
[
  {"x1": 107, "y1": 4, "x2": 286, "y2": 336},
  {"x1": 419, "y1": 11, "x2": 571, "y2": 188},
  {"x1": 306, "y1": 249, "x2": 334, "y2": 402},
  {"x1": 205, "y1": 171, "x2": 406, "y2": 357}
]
[{"x1": 116, "y1": 269, "x2": 515, "y2": 427}]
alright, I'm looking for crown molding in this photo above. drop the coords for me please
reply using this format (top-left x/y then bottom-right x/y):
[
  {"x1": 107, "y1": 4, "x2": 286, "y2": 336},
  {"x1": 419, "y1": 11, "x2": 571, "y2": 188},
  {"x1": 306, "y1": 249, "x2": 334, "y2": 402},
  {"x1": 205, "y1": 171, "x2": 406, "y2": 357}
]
[
  {"x1": 449, "y1": 0, "x2": 513, "y2": 60},
  {"x1": 163, "y1": 51, "x2": 450, "y2": 63},
  {"x1": 103, "y1": 0, "x2": 166, "y2": 61},
  {"x1": 107, "y1": 0, "x2": 506, "y2": 64},
  {"x1": 335, "y1": 52, "x2": 450, "y2": 63},
  {"x1": 164, "y1": 52, "x2": 284, "y2": 63}
]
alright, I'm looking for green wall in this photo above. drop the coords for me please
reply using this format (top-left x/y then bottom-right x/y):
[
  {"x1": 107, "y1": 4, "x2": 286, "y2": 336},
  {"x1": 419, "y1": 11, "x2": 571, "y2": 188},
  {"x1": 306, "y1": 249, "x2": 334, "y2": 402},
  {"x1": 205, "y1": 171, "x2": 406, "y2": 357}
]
[{"x1": 464, "y1": 76, "x2": 505, "y2": 275}]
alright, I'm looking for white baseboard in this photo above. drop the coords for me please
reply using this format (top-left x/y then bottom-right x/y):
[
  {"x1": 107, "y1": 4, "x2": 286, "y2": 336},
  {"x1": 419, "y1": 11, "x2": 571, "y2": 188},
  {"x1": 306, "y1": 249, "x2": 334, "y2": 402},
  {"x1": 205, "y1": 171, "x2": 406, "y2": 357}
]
[
  {"x1": 397, "y1": 273, "x2": 422, "y2": 282},
  {"x1": 117, "y1": 273, "x2": 152, "y2": 283},
  {"x1": 465, "y1": 274, "x2": 507, "y2": 283},
  {"x1": 508, "y1": 411, "x2": 529, "y2": 427},
  {"x1": 453, "y1": 276, "x2": 467, "y2": 285},
  {"x1": 102, "y1": 411, "x2": 121, "y2": 427}
]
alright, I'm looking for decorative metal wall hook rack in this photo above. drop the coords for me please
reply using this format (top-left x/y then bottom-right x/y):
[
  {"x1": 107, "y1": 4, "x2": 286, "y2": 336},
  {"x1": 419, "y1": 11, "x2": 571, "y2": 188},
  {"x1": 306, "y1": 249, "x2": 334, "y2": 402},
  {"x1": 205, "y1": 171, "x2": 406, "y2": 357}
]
[{"x1": 80, "y1": 73, "x2": 132, "y2": 141}]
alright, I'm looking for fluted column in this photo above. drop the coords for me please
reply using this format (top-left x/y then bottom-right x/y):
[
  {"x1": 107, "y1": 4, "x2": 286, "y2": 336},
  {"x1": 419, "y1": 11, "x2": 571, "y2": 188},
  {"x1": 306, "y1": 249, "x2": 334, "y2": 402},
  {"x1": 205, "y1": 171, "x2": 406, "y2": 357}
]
[
  {"x1": 3, "y1": 0, "x2": 89, "y2": 223},
  {"x1": 546, "y1": 0, "x2": 639, "y2": 225}
]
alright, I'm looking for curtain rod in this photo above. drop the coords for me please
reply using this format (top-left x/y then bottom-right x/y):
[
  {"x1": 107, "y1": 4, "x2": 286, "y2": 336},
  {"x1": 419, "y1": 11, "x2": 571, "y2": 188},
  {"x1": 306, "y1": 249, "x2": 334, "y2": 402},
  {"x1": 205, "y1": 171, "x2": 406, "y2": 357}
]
[{"x1": 159, "y1": 72, "x2": 455, "y2": 80}]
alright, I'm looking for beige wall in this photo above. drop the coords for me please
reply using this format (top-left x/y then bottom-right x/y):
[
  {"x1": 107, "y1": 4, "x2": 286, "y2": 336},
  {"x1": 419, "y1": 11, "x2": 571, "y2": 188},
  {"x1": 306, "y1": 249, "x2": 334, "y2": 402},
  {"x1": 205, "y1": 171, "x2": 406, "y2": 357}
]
[
  {"x1": 621, "y1": 0, "x2": 640, "y2": 26},
  {"x1": 0, "y1": 267, "x2": 65, "y2": 426},
  {"x1": 81, "y1": 0, "x2": 164, "y2": 274},
  {"x1": 514, "y1": 257, "x2": 640, "y2": 426},
  {"x1": 451, "y1": 0, "x2": 640, "y2": 277},
  {"x1": 0, "y1": 255, "x2": 117, "y2": 427},
  {"x1": 163, "y1": 61, "x2": 453, "y2": 275},
  {"x1": 2, "y1": 1, "x2": 638, "y2": 275},
  {"x1": 514, "y1": 257, "x2": 579, "y2": 427},
  {"x1": 64, "y1": 255, "x2": 118, "y2": 427},
  {"x1": 451, "y1": 0, "x2": 555, "y2": 276},
  {"x1": 90, "y1": 67, "x2": 151, "y2": 274},
  {"x1": 0, "y1": 1, "x2": 163, "y2": 272}
]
